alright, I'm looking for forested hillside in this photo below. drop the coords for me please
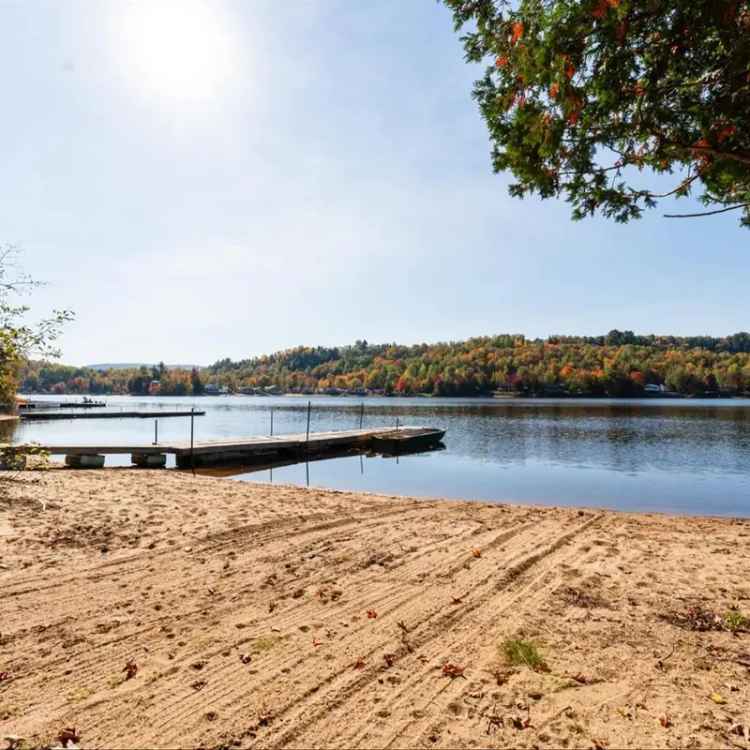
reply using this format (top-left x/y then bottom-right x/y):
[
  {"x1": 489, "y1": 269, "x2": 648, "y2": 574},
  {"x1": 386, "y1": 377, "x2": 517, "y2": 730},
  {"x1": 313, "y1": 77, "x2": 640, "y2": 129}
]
[{"x1": 20, "y1": 331, "x2": 750, "y2": 398}]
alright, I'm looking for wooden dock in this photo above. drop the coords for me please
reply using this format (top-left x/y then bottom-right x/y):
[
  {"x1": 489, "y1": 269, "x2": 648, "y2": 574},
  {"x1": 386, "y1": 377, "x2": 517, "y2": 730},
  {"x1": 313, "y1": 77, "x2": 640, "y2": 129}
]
[
  {"x1": 3, "y1": 426, "x2": 445, "y2": 469},
  {"x1": 19, "y1": 410, "x2": 206, "y2": 421}
]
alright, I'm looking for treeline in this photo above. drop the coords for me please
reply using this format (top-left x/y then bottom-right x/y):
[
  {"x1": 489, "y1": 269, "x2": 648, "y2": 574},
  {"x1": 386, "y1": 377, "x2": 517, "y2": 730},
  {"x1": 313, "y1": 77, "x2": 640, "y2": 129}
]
[
  {"x1": 20, "y1": 362, "x2": 205, "y2": 396},
  {"x1": 19, "y1": 331, "x2": 750, "y2": 398},
  {"x1": 205, "y1": 332, "x2": 750, "y2": 397}
]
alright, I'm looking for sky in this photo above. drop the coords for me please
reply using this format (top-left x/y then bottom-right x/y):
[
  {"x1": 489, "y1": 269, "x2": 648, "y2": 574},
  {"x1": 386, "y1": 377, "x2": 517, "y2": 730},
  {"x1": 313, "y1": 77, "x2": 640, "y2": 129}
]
[{"x1": 0, "y1": 0, "x2": 747, "y2": 366}]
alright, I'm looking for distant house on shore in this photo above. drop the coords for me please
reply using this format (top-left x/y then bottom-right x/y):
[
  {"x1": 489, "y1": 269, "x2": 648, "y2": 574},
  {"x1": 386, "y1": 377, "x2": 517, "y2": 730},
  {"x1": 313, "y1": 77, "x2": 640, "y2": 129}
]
[
  {"x1": 644, "y1": 383, "x2": 667, "y2": 394},
  {"x1": 148, "y1": 380, "x2": 161, "y2": 395},
  {"x1": 204, "y1": 383, "x2": 230, "y2": 395}
]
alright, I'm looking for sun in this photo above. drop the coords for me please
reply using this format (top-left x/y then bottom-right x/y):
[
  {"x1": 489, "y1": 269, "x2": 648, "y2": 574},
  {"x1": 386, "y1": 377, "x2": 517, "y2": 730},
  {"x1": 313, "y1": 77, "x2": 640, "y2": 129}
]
[{"x1": 114, "y1": 0, "x2": 240, "y2": 103}]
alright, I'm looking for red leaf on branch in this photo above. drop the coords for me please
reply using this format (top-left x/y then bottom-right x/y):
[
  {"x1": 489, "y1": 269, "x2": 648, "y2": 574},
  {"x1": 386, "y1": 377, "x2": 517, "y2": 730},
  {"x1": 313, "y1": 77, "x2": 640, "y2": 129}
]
[{"x1": 592, "y1": 0, "x2": 608, "y2": 19}]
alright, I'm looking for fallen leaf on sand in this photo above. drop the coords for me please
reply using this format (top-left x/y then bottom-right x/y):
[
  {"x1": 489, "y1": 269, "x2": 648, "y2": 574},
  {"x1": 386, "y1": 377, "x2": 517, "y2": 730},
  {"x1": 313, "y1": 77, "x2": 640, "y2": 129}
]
[
  {"x1": 442, "y1": 663, "x2": 466, "y2": 679},
  {"x1": 353, "y1": 657, "x2": 366, "y2": 670},
  {"x1": 367, "y1": 610, "x2": 377, "y2": 619},
  {"x1": 57, "y1": 727, "x2": 81, "y2": 748},
  {"x1": 510, "y1": 715, "x2": 531, "y2": 730},
  {"x1": 730, "y1": 723, "x2": 748, "y2": 739},
  {"x1": 710, "y1": 692, "x2": 727, "y2": 704},
  {"x1": 659, "y1": 715, "x2": 672, "y2": 728},
  {"x1": 239, "y1": 653, "x2": 252, "y2": 664},
  {"x1": 123, "y1": 659, "x2": 138, "y2": 680},
  {"x1": 472, "y1": 548, "x2": 482, "y2": 558}
]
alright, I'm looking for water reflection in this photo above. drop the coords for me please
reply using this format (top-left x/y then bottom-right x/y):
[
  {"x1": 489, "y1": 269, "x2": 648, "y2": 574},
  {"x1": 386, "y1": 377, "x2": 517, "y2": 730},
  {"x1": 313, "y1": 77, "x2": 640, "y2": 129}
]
[
  {"x1": 190, "y1": 443, "x2": 446, "y2": 485},
  {"x1": 0, "y1": 420, "x2": 17, "y2": 443}
]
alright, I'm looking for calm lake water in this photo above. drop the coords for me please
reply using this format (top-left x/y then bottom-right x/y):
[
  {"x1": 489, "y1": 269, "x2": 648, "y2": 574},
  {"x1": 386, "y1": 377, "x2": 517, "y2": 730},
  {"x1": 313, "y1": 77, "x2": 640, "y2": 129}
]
[{"x1": 7, "y1": 395, "x2": 750, "y2": 516}]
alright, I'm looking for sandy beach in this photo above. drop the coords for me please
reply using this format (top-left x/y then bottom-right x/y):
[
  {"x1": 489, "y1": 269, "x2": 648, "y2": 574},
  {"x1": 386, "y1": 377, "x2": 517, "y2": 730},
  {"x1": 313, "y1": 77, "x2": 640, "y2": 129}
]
[{"x1": 1, "y1": 469, "x2": 749, "y2": 749}]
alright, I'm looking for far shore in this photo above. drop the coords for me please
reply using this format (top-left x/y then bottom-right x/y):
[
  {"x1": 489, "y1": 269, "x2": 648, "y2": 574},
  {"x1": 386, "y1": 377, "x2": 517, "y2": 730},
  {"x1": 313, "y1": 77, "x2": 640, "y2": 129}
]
[
  {"x1": 1, "y1": 469, "x2": 749, "y2": 749},
  {"x1": 15, "y1": 390, "x2": 750, "y2": 401}
]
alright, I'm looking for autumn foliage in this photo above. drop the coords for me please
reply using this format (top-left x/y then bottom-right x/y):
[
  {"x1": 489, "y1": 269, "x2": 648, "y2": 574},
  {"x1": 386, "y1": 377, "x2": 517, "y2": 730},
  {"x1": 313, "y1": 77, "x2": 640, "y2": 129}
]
[
  {"x1": 442, "y1": 0, "x2": 750, "y2": 226},
  {"x1": 21, "y1": 332, "x2": 750, "y2": 398}
]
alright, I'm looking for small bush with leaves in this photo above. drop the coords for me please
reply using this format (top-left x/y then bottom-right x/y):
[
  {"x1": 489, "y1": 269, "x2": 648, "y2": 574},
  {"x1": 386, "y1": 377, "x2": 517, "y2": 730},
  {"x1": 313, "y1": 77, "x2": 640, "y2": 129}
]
[
  {"x1": 724, "y1": 609, "x2": 748, "y2": 635},
  {"x1": 0, "y1": 444, "x2": 49, "y2": 474}
]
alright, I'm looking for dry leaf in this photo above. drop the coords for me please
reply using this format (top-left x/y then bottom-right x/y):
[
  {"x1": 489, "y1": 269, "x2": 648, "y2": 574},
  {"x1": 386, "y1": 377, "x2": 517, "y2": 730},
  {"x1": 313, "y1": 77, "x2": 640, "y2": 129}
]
[
  {"x1": 442, "y1": 663, "x2": 466, "y2": 679},
  {"x1": 57, "y1": 727, "x2": 81, "y2": 748},
  {"x1": 710, "y1": 692, "x2": 727, "y2": 704}
]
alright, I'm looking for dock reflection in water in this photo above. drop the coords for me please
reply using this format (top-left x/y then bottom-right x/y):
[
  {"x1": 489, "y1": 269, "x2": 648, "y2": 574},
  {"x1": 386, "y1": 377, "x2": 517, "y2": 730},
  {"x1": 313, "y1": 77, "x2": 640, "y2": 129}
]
[{"x1": 192, "y1": 443, "x2": 446, "y2": 487}]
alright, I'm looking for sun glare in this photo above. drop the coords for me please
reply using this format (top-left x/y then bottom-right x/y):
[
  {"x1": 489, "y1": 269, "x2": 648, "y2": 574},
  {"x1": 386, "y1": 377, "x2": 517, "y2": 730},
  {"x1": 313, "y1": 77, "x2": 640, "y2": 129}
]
[{"x1": 114, "y1": 0, "x2": 240, "y2": 103}]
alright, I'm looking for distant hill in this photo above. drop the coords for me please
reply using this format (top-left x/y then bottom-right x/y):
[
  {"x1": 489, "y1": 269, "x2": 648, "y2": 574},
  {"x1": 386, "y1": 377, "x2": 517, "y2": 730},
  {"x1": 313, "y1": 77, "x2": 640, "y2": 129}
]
[
  {"x1": 20, "y1": 331, "x2": 750, "y2": 398},
  {"x1": 204, "y1": 331, "x2": 750, "y2": 397},
  {"x1": 85, "y1": 363, "x2": 200, "y2": 371}
]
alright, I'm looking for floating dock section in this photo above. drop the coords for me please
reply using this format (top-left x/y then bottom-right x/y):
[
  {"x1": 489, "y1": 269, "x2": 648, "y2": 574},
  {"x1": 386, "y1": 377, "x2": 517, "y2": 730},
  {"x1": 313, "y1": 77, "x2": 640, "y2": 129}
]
[{"x1": 3, "y1": 426, "x2": 445, "y2": 469}]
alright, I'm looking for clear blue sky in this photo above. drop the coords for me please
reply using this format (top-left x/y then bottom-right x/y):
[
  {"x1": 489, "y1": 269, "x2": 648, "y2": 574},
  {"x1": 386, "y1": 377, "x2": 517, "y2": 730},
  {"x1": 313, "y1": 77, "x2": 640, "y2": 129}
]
[{"x1": 1, "y1": 0, "x2": 747, "y2": 366}]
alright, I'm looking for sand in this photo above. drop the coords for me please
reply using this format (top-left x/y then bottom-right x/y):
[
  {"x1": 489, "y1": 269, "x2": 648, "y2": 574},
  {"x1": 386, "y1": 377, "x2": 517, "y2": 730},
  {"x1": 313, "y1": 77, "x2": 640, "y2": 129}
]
[{"x1": 1, "y1": 468, "x2": 749, "y2": 749}]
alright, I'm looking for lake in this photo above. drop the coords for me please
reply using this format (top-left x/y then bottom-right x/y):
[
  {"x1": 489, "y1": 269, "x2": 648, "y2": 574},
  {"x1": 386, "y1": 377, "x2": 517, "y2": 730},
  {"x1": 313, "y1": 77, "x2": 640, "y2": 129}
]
[{"x1": 7, "y1": 395, "x2": 750, "y2": 516}]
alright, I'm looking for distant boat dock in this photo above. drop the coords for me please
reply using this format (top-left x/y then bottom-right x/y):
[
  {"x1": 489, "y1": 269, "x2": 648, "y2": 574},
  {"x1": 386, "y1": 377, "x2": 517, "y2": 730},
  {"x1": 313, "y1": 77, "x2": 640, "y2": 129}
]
[
  {"x1": 19, "y1": 409, "x2": 206, "y2": 421},
  {"x1": 4, "y1": 426, "x2": 445, "y2": 469}
]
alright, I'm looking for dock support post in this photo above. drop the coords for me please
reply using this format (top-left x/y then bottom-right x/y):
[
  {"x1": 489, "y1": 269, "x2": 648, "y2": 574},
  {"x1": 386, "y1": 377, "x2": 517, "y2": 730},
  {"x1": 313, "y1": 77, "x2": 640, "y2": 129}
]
[
  {"x1": 153, "y1": 419, "x2": 158, "y2": 446},
  {"x1": 65, "y1": 454, "x2": 105, "y2": 469},
  {"x1": 132, "y1": 452, "x2": 167, "y2": 468},
  {"x1": 305, "y1": 400, "x2": 311, "y2": 449},
  {"x1": 359, "y1": 402, "x2": 364, "y2": 429},
  {"x1": 190, "y1": 407, "x2": 195, "y2": 474},
  {"x1": 396, "y1": 417, "x2": 399, "y2": 431},
  {"x1": 270, "y1": 407, "x2": 274, "y2": 436}
]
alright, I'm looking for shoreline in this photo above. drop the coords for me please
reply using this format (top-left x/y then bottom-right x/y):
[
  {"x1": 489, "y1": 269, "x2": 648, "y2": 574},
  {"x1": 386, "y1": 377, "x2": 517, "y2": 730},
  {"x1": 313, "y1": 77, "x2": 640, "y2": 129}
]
[
  {"x1": 2, "y1": 470, "x2": 749, "y2": 749},
  {"x1": 15, "y1": 391, "x2": 750, "y2": 400}
]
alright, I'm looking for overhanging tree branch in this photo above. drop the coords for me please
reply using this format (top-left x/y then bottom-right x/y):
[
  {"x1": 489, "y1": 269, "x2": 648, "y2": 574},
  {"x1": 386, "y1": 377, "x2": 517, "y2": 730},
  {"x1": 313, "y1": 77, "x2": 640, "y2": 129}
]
[{"x1": 664, "y1": 203, "x2": 750, "y2": 219}]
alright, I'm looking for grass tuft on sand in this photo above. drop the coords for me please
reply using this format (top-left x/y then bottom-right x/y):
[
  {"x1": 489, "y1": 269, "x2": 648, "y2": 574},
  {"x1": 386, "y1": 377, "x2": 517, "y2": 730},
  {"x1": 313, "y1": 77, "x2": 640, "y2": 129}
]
[
  {"x1": 502, "y1": 638, "x2": 547, "y2": 671},
  {"x1": 253, "y1": 636, "x2": 280, "y2": 652}
]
